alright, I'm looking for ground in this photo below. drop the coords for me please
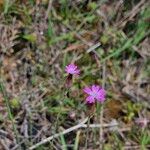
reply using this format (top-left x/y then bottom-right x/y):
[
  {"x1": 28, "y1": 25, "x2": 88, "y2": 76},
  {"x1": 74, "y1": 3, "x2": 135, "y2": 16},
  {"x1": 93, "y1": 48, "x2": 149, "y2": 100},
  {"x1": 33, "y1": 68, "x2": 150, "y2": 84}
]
[{"x1": 0, "y1": 0, "x2": 150, "y2": 150}]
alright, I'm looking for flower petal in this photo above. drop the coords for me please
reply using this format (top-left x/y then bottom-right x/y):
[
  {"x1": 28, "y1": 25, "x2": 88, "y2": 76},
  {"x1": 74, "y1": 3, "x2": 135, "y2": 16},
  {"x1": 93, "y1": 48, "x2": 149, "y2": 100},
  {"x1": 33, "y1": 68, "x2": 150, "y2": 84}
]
[
  {"x1": 69, "y1": 64, "x2": 75, "y2": 68},
  {"x1": 92, "y1": 85, "x2": 100, "y2": 92},
  {"x1": 83, "y1": 87, "x2": 92, "y2": 94},
  {"x1": 96, "y1": 89, "x2": 106, "y2": 102},
  {"x1": 96, "y1": 96, "x2": 105, "y2": 103},
  {"x1": 92, "y1": 85, "x2": 96, "y2": 91},
  {"x1": 65, "y1": 64, "x2": 80, "y2": 75},
  {"x1": 86, "y1": 96, "x2": 95, "y2": 103},
  {"x1": 74, "y1": 66, "x2": 77, "y2": 69},
  {"x1": 74, "y1": 69, "x2": 80, "y2": 74},
  {"x1": 95, "y1": 85, "x2": 100, "y2": 92}
]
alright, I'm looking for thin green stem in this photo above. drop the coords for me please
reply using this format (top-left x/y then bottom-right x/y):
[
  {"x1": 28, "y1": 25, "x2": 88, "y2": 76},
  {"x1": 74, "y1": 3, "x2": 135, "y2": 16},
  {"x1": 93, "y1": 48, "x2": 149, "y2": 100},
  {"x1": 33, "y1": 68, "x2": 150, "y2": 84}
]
[
  {"x1": 51, "y1": 88, "x2": 67, "y2": 146},
  {"x1": 0, "y1": 80, "x2": 20, "y2": 145},
  {"x1": 4, "y1": 0, "x2": 10, "y2": 14}
]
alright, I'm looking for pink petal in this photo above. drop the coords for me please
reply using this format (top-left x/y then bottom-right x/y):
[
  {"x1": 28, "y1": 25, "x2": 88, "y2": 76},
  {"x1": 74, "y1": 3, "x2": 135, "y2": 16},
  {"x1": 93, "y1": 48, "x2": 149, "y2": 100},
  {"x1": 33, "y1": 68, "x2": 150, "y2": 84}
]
[
  {"x1": 86, "y1": 96, "x2": 95, "y2": 103},
  {"x1": 96, "y1": 96, "x2": 105, "y2": 103},
  {"x1": 74, "y1": 66, "x2": 77, "y2": 69},
  {"x1": 65, "y1": 64, "x2": 80, "y2": 75},
  {"x1": 96, "y1": 89, "x2": 106, "y2": 102},
  {"x1": 92, "y1": 85, "x2": 96, "y2": 91},
  {"x1": 83, "y1": 87, "x2": 92, "y2": 94},
  {"x1": 92, "y1": 85, "x2": 100, "y2": 92},
  {"x1": 74, "y1": 69, "x2": 80, "y2": 74},
  {"x1": 99, "y1": 89, "x2": 106, "y2": 96},
  {"x1": 95, "y1": 85, "x2": 100, "y2": 92},
  {"x1": 69, "y1": 64, "x2": 76, "y2": 68},
  {"x1": 65, "y1": 65, "x2": 71, "y2": 71}
]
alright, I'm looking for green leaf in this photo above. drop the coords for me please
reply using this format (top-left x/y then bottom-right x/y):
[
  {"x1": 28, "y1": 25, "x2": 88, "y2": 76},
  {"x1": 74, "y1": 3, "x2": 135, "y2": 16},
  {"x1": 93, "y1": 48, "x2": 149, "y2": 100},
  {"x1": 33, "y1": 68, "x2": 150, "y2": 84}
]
[
  {"x1": 22, "y1": 33, "x2": 37, "y2": 42},
  {"x1": 10, "y1": 97, "x2": 20, "y2": 109}
]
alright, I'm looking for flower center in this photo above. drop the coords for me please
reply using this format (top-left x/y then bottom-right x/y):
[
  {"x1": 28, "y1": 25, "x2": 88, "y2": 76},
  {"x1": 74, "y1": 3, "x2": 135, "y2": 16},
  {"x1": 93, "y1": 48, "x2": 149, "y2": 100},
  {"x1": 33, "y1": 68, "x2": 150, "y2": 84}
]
[
  {"x1": 91, "y1": 92, "x2": 98, "y2": 97},
  {"x1": 70, "y1": 68, "x2": 75, "y2": 71}
]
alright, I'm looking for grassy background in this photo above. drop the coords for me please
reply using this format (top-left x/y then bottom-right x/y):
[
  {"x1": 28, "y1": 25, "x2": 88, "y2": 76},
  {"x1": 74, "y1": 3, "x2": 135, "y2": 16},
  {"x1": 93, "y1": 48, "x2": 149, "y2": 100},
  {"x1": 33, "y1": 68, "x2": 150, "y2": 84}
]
[{"x1": 0, "y1": 0, "x2": 150, "y2": 149}]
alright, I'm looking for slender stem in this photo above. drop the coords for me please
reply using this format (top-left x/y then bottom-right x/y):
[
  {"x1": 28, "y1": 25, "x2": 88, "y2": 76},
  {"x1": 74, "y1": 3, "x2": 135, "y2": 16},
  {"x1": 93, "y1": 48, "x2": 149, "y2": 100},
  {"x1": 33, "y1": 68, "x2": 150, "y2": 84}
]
[
  {"x1": 51, "y1": 88, "x2": 67, "y2": 146},
  {"x1": 74, "y1": 131, "x2": 81, "y2": 150},
  {"x1": 100, "y1": 62, "x2": 106, "y2": 149},
  {"x1": 4, "y1": 0, "x2": 10, "y2": 14},
  {"x1": 85, "y1": 116, "x2": 90, "y2": 149},
  {"x1": 0, "y1": 80, "x2": 20, "y2": 145}
]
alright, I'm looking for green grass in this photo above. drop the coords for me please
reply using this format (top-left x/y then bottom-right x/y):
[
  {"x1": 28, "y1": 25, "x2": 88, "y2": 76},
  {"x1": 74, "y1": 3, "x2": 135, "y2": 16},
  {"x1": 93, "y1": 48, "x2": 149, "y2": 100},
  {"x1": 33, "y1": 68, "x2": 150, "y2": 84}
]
[{"x1": 0, "y1": 0, "x2": 149, "y2": 149}]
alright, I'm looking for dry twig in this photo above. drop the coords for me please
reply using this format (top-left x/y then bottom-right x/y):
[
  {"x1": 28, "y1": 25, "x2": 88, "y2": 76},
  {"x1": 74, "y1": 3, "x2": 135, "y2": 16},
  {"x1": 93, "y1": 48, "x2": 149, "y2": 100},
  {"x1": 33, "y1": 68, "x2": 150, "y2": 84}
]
[{"x1": 29, "y1": 118, "x2": 118, "y2": 150}]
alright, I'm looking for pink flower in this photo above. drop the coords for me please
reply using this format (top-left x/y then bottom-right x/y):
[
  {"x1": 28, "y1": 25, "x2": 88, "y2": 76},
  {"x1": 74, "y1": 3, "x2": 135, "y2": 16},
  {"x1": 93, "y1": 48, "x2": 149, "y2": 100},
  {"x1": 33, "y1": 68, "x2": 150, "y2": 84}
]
[
  {"x1": 65, "y1": 64, "x2": 80, "y2": 75},
  {"x1": 83, "y1": 85, "x2": 106, "y2": 104}
]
